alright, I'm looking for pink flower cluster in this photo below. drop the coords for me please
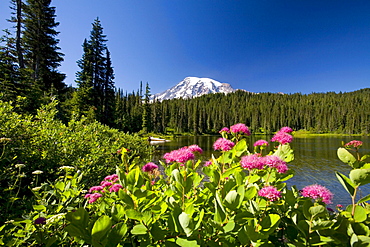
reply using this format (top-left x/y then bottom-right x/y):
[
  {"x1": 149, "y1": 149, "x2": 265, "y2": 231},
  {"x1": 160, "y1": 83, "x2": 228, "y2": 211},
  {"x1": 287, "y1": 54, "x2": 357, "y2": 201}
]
[
  {"x1": 230, "y1": 123, "x2": 251, "y2": 136},
  {"x1": 213, "y1": 138, "x2": 235, "y2": 151},
  {"x1": 258, "y1": 186, "x2": 281, "y2": 201},
  {"x1": 345, "y1": 140, "x2": 363, "y2": 148},
  {"x1": 240, "y1": 154, "x2": 264, "y2": 170},
  {"x1": 219, "y1": 127, "x2": 230, "y2": 133},
  {"x1": 301, "y1": 184, "x2": 333, "y2": 204},
  {"x1": 271, "y1": 127, "x2": 293, "y2": 145},
  {"x1": 164, "y1": 145, "x2": 202, "y2": 163},
  {"x1": 254, "y1": 139, "x2": 269, "y2": 147},
  {"x1": 84, "y1": 174, "x2": 123, "y2": 203},
  {"x1": 142, "y1": 162, "x2": 158, "y2": 173},
  {"x1": 204, "y1": 161, "x2": 212, "y2": 167},
  {"x1": 240, "y1": 154, "x2": 288, "y2": 173},
  {"x1": 187, "y1": 144, "x2": 203, "y2": 154}
]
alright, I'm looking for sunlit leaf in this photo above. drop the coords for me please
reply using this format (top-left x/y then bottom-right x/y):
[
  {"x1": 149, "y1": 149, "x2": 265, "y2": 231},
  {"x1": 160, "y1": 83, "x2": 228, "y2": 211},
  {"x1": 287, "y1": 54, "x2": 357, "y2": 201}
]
[
  {"x1": 350, "y1": 169, "x2": 370, "y2": 186},
  {"x1": 91, "y1": 215, "x2": 112, "y2": 242},
  {"x1": 131, "y1": 224, "x2": 147, "y2": 235},
  {"x1": 335, "y1": 172, "x2": 355, "y2": 196},
  {"x1": 337, "y1": 147, "x2": 356, "y2": 167}
]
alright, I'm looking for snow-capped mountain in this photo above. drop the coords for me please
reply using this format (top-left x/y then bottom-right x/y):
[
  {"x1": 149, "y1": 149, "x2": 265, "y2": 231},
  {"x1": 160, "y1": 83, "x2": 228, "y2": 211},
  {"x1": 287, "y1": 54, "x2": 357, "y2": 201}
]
[{"x1": 152, "y1": 77, "x2": 236, "y2": 101}]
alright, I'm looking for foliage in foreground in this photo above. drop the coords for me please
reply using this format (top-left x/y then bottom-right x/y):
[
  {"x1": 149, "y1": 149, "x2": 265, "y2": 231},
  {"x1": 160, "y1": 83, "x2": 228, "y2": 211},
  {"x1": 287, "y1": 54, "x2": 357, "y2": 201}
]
[
  {"x1": 1, "y1": 123, "x2": 370, "y2": 246},
  {"x1": 0, "y1": 98, "x2": 153, "y2": 223}
]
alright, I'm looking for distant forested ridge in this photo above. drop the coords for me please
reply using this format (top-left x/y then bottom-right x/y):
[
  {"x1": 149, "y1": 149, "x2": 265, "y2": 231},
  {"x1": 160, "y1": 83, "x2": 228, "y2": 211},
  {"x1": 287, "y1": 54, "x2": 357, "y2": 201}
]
[
  {"x1": 137, "y1": 89, "x2": 370, "y2": 135},
  {"x1": 1, "y1": 1, "x2": 369, "y2": 135}
]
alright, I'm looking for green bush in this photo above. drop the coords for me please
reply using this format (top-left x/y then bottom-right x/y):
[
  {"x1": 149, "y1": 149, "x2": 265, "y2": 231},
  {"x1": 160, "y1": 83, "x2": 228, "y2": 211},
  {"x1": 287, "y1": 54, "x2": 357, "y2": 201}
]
[{"x1": 0, "y1": 98, "x2": 153, "y2": 222}]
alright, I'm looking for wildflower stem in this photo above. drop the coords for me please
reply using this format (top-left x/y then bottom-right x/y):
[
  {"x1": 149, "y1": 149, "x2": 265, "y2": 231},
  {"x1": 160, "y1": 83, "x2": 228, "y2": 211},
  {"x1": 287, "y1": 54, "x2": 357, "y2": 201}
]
[{"x1": 351, "y1": 186, "x2": 358, "y2": 216}]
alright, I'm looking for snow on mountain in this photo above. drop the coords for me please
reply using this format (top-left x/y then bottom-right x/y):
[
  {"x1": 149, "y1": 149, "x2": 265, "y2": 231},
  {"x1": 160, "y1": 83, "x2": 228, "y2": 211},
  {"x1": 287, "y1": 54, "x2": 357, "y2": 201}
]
[{"x1": 152, "y1": 77, "x2": 236, "y2": 101}]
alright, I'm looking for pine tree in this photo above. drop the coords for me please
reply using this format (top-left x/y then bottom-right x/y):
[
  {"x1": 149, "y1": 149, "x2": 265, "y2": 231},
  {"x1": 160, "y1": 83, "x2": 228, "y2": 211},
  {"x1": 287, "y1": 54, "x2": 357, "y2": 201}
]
[
  {"x1": 141, "y1": 82, "x2": 151, "y2": 133},
  {"x1": 8, "y1": 0, "x2": 25, "y2": 69},
  {"x1": 74, "y1": 18, "x2": 115, "y2": 125},
  {"x1": 22, "y1": 0, "x2": 66, "y2": 96}
]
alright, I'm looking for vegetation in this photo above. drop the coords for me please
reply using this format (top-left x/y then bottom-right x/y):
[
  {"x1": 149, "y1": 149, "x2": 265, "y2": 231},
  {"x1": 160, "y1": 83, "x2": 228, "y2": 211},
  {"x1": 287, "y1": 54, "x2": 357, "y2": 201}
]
[
  {"x1": 1, "y1": 1, "x2": 370, "y2": 136},
  {"x1": 1, "y1": 123, "x2": 370, "y2": 246},
  {"x1": 0, "y1": 98, "x2": 153, "y2": 223}
]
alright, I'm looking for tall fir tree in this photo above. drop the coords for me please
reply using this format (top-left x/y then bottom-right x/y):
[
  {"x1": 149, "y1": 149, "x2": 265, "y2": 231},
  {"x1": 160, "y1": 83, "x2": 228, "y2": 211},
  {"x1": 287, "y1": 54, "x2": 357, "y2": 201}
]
[
  {"x1": 74, "y1": 18, "x2": 115, "y2": 125},
  {"x1": 141, "y1": 82, "x2": 151, "y2": 133},
  {"x1": 22, "y1": 0, "x2": 66, "y2": 98}
]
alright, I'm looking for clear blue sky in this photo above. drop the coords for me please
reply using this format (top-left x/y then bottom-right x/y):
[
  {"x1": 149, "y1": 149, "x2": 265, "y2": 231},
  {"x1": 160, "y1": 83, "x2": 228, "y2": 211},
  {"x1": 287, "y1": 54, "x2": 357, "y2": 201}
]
[{"x1": 1, "y1": 0, "x2": 370, "y2": 94}]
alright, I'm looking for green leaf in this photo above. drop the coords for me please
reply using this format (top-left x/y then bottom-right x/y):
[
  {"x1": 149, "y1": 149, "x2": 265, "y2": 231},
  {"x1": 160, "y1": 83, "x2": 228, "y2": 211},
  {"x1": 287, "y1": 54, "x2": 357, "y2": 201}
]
[
  {"x1": 337, "y1": 147, "x2": 357, "y2": 167},
  {"x1": 335, "y1": 172, "x2": 355, "y2": 196},
  {"x1": 179, "y1": 212, "x2": 193, "y2": 237},
  {"x1": 126, "y1": 209, "x2": 143, "y2": 220},
  {"x1": 66, "y1": 208, "x2": 89, "y2": 228},
  {"x1": 55, "y1": 181, "x2": 65, "y2": 191},
  {"x1": 91, "y1": 215, "x2": 112, "y2": 242},
  {"x1": 350, "y1": 169, "x2": 370, "y2": 186},
  {"x1": 176, "y1": 238, "x2": 200, "y2": 247},
  {"x1": 32, "y1": 205, "x2": 46, "y2": 212},
  {"x1": 106, "y1": 223, "x2": 127, "y2": 247},
  {"x1": 260, "y1": 214, "x2": 281, "y2": 235},
  {"x1": 131, "y1": 224, "x2": 147, "y2": 235},
  {"x1": 150, "y1": 223, "x2": 166, "y2": 241},
  {"x1": 244, "y1": 186, "x2": 257, "y2": 200},
  {"x1": 118, "y1": 190, "x2": 135, "y2": 208},
  {"x1": 194, "y1": 209, "x2": 204, "y2": 231},
  {"x1": 358, "y1": 194, "x2": 370, "y2": 204},
  {"x1": 223, "y1": 220, "x2": 235, "y2": 233},
  {"x1": 347, "y1": 205, "x2": 367, "y2": 222},
  {"x1": 274, "y1": 144, "x2": 294, "y2": 162},
  {"x1": 214, "y1": 193, "x2": 226, "y2": 224},
  {"x1": 311, "y1": 220, "x2": 334, "y2": 231},
  {"x1": 224, "y1": 190, "x2": 239, "y2": 210},
  {"x1": 65, "y1": 224, "x2": 87, "y2": 238},
  {"x1": 309, "y1": 205, "x2": 326, "y2": 219},
  {"x1": 112, "y1": 204, "x2": 125, "y2": 221}
]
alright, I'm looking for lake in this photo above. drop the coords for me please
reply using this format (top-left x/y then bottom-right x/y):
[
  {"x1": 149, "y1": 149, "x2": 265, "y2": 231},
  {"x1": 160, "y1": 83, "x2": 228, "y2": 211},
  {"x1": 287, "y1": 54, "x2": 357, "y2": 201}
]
[{"x1": 152, "y1": 135, "x2": 370, "y2": 207}]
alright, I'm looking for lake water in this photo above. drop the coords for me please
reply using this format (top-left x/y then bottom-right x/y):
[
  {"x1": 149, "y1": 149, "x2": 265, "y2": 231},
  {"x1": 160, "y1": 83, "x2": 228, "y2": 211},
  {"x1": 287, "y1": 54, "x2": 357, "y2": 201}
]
[{"x1": 152, "y1": 135, "x2": 370, "y2": 207}]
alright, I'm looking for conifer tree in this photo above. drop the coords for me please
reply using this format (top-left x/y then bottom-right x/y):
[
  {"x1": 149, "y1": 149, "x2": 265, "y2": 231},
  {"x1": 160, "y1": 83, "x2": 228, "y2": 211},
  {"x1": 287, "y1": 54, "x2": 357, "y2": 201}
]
[
  {"x1": 141, "y1": 82, "x2": 151, "y2": 133},
  {"x1": 74, "y1": 18, "x2": 115, "y2": 125},
  {"x1": 22, "y1": 0, "x2": 66, "y2": 96}
]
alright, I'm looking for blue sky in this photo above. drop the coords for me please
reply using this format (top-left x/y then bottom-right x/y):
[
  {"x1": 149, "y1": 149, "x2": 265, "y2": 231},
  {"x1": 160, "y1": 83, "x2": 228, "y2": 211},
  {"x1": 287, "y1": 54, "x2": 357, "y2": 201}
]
[{"x1": 1, "y1": 0, "x2": 370, "y2": 94}]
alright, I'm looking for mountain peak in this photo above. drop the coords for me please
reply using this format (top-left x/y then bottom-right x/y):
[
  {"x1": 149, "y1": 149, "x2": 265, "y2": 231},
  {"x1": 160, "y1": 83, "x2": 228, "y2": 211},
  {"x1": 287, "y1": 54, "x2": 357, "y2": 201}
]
[{"x1": 152, "y1": 77, "x2": 236, "y2": 101}]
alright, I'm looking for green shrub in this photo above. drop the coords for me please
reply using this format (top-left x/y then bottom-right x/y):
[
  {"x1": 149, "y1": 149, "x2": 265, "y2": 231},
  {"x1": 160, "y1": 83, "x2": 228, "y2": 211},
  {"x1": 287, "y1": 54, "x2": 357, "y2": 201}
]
[{"x1": 0, "y1": 98, "x2": 153, "y2": 222}]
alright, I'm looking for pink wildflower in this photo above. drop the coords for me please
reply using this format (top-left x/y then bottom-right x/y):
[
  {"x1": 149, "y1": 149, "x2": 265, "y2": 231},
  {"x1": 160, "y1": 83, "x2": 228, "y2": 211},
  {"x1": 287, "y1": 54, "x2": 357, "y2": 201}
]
[
  {"x1": 109, "y1": 184, "x2": 123, "y2": 193},
  {"x1": 345, "y1": 140, "x2": 363, "y2": 148},
  {"x1": 301, "y1": 184, "x2": 333, "y2": 204},
  {"x1": 230, "y1": 123, "x2": 251, "y2": 136},
  {"x1": 254, "y1": 139, "x2": 269, "y2": 147},
  {"x1": 240, "y1": 154, "x2": 264, "y2": 170},
  {"x1": 104, "y1": 174, "x2": 119, "y2": 182},
  {"x1": 263, "y1": 155, "x2": 288, "y2": 173},
  {"x1": 187, "y1": 144, "x2": 203, "y2": 154},
  {"x1": 204, "y1": 161, "x2": 212, "y2": 167},
  {"x1": 213, "y1": 138, "x2": 235, "y2": 151},
  {"x1": 142, "y1": 162, "x2": 158, "y2": 172},
  {"x1": 271, "y1": 131, "x2": 293, "y2": 145},
  {"x1": 89, "y1": 186, "x2": 104, "y2": 193},
  {"x1": 100, "y1": 181, "x2": 113, "y2": 188},
  {"x1": 87, "y1": 193, "x2": 102, "y2": 203},
  {"x1": 219, "y1": 127, "x2": 230, "y2": 133},
  {"x1": 163, "y1": 147, "x2": 195, "y2": 163},
  {"x1": 258, "y1": 186, "x2": 281, "y2": 201},
  {"x1": 279, "y1": 127, "x2": 293, "y2": 133}
]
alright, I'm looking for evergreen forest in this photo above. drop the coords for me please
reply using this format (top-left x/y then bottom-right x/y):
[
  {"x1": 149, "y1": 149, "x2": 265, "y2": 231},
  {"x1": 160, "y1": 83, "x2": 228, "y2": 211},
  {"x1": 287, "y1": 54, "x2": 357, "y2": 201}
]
[{"x1": 1, "y1": 0, "x2": 370, "y2": 135}]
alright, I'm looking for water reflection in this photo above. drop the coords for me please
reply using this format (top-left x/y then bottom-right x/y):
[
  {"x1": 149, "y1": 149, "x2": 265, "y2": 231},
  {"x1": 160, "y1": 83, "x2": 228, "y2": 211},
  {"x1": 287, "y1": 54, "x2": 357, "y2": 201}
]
[{"x1": 152, "y1": 135, "x2": 370, "y2": 206}]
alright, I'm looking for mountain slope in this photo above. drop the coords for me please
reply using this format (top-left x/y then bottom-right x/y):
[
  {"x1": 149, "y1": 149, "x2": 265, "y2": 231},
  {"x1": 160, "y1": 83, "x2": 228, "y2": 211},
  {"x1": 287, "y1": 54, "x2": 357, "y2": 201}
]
[{"x1": 152, "y1": 77, "x2": 236, "y2": 101}]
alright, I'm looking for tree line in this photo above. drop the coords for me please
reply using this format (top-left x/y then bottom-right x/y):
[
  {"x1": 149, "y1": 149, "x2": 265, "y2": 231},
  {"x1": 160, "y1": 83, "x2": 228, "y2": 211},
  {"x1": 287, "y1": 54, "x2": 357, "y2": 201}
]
[{"x1": 1, "y1": 1, "x2": 369, "y2": 135}]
